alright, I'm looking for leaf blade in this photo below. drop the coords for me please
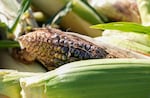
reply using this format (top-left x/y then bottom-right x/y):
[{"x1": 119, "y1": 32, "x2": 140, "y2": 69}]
[
  {"x1": 9, "y1": 0, "x2": 31, "y2": 33},
  {"x1": 90, "y1": 22, "x2": 150, "y2": 35},
  {"x1": 0, "y1": 40, "x2": 20, "y2": 48}
]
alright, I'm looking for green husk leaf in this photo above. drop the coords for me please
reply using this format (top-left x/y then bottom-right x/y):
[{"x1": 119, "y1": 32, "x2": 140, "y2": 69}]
[
  {"x1": 49, "y1": 0, "x2": 105, "y2": 25},
  {"x1": 20, "y1": 59, "x2": 150, "y2": 98},
  {"x1": 9, "y1": 0, "x2": 31, "y2": 33},
  {"x1": 49, "y1": 1, "x2": 73, "y2": 25},
  {"x1": 81, "y1": 0, "x2": 109, "y2": 22},
  {"x1": 72, "y1": 0, "x2": 104, "y2": 24},
  {"x1": 0, "y1": 69, "x2": 41, "y2": 98},
  {"x1": 96, "y1": 36, "x2": 150, "y2": 55},
  {"x1": 0, "y1": 23, "x2": 7, "y2": 29},
  {"x1": 0, "y1": 40, "x2": 20, "y2": 48},
  {"x1": 90, "y1": 22, "x2": 150, "y2": 35},
  {"x1": 0, "y1": 22, "x2": 7, "y2": 39}
]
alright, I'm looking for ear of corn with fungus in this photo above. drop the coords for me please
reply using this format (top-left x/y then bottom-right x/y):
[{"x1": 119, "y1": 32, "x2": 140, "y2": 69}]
[
  {"x1": 15, "y1": 27, "x2": 149, "y2": 70},
  {"x1": 16, "y1": 27, "x2": 108, "y2": 70}
]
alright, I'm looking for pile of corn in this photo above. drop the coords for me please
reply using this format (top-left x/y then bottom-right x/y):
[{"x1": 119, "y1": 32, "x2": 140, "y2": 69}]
[{"x1": 0, "y1": 0, "x2": 150, "y2": 98}]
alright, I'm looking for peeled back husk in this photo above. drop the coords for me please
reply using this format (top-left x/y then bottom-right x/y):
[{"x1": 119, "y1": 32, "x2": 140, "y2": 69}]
[
  {"x1": 0, "y1": 69, "x2": 42, "y2": 98},
  {"x1": 0, "y1": 50, "x2": 47, "y2": 72},
  {"x1": 20, "y1": 59, "x2": 150, "y2": 98},
  {"x1": 95, "y1": 30, "x2": 150, "y2": 56}
]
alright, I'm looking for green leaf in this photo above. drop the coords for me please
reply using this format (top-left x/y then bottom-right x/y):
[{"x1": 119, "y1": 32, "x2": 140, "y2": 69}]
[
  {"x1": 49, "y1": 1, "x2": 73, "y2": 25},
  {"x1": 0, "y1": 40, "x2": 20, "y2": 48},
  {"x1": 72, "y1": 0, "x2": 104, "y2": 24},
  {"x1": 81, "y1": 0, "x2": 108, "y2": 22},
  {"x1": 0, "y1": 23, "x2": 8, "y2": 38},
  {"x1": 49, "y1": 0, "x2": 106, "y2": 25},
  {"x1": 9, "y1": 0, "x2": 31, "y2": 33},
  {"x1": 90, "y1": 22, "x2": 150, "y2": 35},
  {"x1": 0, "y1": 23, "x2": 7, "y2": 28}
]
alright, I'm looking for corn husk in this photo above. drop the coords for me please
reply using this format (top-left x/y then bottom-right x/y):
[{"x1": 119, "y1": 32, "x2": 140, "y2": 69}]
[
  {"x1": 0, "y1": 69, "x2": 42, "y2": 98},
  {"x1": 88, "y1": 0, "x2": 141, "y2": 23},
  {"x1": 31, "y1": 0, "x2": 105, "y2": 37},
  {"x1": 95, "y1": 30, "x2": 150, "y2": 56},
  {"x1": 20, "y1": 59, "x2": 150, "y2": 98},
  {"x1": 137, "y1": 0, "x2": 150, "y2": 26}
]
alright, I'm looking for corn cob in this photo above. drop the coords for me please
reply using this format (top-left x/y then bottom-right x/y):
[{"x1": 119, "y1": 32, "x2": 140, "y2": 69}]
[
  {"x1": 16, "y1": 27, "x2": 108, "y2": 70},
  {"x1": 15, "y1": 27, "x2": 149, "y2": 70}
]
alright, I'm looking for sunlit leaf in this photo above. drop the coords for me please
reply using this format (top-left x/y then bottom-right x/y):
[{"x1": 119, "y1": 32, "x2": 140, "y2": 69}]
[
  {"x1": 90, "y1": 22, "x2": 150, "y2": 35},
  {"x1": 9, "y1": 0, "x2": 31, "y2": 33},
  {"x1": 0, "y1": 40, "x2": 20, "y2": 48}
]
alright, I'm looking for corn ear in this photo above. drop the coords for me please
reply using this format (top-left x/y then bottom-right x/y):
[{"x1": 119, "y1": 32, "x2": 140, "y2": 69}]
[{"x1": 20, "y1": 59, "x2": 150, "y2": 98}]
